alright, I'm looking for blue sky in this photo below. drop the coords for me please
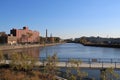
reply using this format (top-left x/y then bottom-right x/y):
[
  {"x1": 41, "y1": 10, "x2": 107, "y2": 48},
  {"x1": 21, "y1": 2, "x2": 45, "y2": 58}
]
[{"x1": 0, "y1": 0, "x2": 120, "y2": 39}]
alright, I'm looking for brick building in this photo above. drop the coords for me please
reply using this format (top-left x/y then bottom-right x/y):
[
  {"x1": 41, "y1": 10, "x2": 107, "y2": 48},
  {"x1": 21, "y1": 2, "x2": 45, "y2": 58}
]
[
  {"x1": 47, "y1": 34, "x2": 55, "y2": 43},
  {"x1": 10, "y1": 26, "x2": 40, "y2": 43}
]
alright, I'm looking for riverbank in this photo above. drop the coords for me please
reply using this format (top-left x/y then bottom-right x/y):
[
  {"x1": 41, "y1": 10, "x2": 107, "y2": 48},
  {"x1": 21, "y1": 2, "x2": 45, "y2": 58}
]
[
  {"x1": 83, "y1": 43, "x2": 120, "y2": 48},
  {"x1": 0, "y1": 43, "x2": 63, "y2": 50}
]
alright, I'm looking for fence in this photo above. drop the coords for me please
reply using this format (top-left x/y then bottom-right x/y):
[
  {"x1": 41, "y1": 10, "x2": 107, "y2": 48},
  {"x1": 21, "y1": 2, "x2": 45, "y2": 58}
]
[{"x1": 39, "y1": 57, "x2": 120, "y2": 69}]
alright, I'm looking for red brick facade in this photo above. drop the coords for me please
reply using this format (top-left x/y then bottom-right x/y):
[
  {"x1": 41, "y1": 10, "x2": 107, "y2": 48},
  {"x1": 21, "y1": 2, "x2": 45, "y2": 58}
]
[{"x1": 10, "y1": 26, "x2": 39, "y2": 43}]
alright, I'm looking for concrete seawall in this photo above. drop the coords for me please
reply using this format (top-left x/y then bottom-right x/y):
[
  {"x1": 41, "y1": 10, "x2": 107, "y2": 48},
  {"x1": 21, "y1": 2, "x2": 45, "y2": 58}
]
[{"x1": 0, "y1": 43, "x2": 63, "y2": 50}]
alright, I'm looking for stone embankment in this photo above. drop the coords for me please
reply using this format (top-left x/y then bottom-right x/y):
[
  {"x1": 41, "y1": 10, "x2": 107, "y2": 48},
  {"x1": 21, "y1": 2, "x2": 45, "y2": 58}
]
[{"x1": 0, "y1": 43, "x2": 63, "y2": 50}]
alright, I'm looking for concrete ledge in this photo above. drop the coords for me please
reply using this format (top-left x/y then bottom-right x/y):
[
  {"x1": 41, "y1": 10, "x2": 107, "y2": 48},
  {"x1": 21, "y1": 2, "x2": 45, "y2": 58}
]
[
  {"x1": 0, "y1": 43, "x2": 63, "y2": 50},
  {"x1": 55, "y1": 76, "x2": 67, "y2": 80}
]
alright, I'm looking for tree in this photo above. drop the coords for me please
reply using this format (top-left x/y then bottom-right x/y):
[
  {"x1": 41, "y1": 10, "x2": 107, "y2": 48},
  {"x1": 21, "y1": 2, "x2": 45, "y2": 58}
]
[
  {"x1": 0, "y1": 52, "x2": 41, "y2": 80},
  {"x1": 66, "y1": 59, "x2": 87, "y2": 80},
  {"x1": 10, "y1": 53, "x2": 37, "y2": 71},
  {"x1": 54, "y1": 37, "x2": 61, "y2": 43},
  {"x1": 0, "y1": 51, "x2": 5, "y2": 65},
  {"x1": 44, "y1": 53, "x2": 59, "y2": 79},
  {"x1": 80, "y1": 37, "x2": 87, "y2": 44},
  {"x1": 100, "y1": 68, "x2": 120, "y2": 80}
]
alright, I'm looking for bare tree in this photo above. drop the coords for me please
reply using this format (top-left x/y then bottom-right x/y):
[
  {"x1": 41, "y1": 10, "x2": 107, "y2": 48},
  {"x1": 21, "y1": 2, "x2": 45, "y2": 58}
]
[
  {"x1": 10, "y1": 53, "x2": 37, "y2": 71},
  {"x1": 66, "y1": 59, "x2": 87, "y2": 80},
  {"x1": 100, "y1": 68, "x2": 120, "y2": 80}
]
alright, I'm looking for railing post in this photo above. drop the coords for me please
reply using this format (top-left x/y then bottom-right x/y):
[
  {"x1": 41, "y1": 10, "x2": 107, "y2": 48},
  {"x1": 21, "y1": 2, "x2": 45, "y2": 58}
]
[
  {"x1": 66, "y1": 61, "x2": 67, "y2": 67},
  {"x1": 90, "y1": 62, "x2": 91, "y2": 68},
  {"x1": 115, "y1": 62, "x2": 116, "y2": 69},
  {"x1": 66, "y1": 58, "x2": 69, "y2": 67},
  {"x1": 43, "y1": 59, "x2": 45, "y2": 66},
  {"x1": 99, "y1": 58, "x2": 100, "y2": 63},
  {"x1": 89, "y1": 59, "x2": 91, "y2": 68},
  {"x1": 111, "y1": 59, "x2": 112, "y2": 64},
  {"x1": 89, "y1": 58, "x2": 91, "y2": 64},
  {"x1": 102, "y1": 61, "x2": 103, "y2": 68}
]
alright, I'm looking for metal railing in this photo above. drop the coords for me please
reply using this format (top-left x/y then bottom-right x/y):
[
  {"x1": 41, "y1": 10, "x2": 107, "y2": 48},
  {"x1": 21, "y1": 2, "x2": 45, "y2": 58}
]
[
  {"x1": 39, "y1": 57, "x2": 120, "y2": 63},
  {"x1": 39, "y1": 57, "x2": 120, "y2": 69}
]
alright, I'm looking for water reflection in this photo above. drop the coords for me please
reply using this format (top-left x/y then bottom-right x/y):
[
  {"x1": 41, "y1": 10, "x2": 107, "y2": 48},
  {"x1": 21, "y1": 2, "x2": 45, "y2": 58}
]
[
  {"x1": 2, "y1": 47, "x2": 41, "y2": 58},
  {"x1": 1, "y1": 43, "x2": 120, "y2": 59},
  {"x1": 40, "y1": 43, "x2": 120, "y2": 58}
]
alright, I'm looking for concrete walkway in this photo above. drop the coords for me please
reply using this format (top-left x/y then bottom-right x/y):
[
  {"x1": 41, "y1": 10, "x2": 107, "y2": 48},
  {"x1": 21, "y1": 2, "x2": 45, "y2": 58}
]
[
  {"x1": 35, "y1": 61, "x2": 120, "y2": 69},
  {"x1": 2, "y1": 59, "x2": 120, "y2": 69}
]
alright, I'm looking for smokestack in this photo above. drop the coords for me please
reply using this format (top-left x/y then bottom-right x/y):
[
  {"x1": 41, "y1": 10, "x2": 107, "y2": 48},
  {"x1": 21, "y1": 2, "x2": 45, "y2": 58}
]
[{"x1": 46, "y1": 29, "x2": 48, "y2": 43}]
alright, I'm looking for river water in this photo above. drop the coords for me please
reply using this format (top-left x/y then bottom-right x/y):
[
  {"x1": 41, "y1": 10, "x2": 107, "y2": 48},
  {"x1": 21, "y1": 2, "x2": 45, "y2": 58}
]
[
  {"x1": 2, "y1": 43, "x2": 120, "y2": 58},
  {"x1": 40, "y1": 43, "x2": 120, "y2": 80},
  {"x1": 2, "y1": 43, "x2": 120, "y2": 80},
  {"x1": 40, "y1": 43, "x2": 120, "y2": 58}
]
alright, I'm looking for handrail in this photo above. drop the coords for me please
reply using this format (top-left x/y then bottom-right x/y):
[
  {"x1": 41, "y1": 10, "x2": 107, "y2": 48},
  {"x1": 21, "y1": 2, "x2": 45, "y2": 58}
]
[
  {"x1": 38, "y1": 57, "x2": 120, "y2": 69},
  {"x1": 39, "y1": 57, "x2": 120, "y2": 63}
]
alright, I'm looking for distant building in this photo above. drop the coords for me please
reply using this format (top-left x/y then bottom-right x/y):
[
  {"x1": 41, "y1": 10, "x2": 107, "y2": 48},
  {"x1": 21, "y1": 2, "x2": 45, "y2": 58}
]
[
  {"x1": 45, "y1": 30, "x2": 55, "y2": 43},
  {"x1": 10, "y1": 26, "x2": 40, "y2": 43},
  {"x1": 54, "y1": 37, "x2": 61, "y2": 43},
  {"x1": 7, "y1": 34, "x2": 17, "y2": 45},
  {"x1": 49, "y1": 34, "x2": 54, "y2": 43},
  {"x1": 39, "y1": 36, "x2": 46, "y2": 44},
  {"x1": 50, "y1": 37, "x2": 54, "y2": 43},
  {"x1": 0, "y1": 32, "x2": 17, "y2": 44}
]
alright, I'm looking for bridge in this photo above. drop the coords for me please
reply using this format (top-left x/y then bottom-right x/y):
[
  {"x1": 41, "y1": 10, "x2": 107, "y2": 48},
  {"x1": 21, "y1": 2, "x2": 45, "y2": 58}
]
[{"x1": 39, "y1": 57, "x2": 120, "y2": 69}]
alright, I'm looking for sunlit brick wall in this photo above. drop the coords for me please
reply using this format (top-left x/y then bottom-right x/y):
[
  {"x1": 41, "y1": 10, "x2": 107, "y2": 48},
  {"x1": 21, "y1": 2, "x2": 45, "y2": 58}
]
[{"x1": 10, "y1": 26, "x2": 40, "y2": 43}]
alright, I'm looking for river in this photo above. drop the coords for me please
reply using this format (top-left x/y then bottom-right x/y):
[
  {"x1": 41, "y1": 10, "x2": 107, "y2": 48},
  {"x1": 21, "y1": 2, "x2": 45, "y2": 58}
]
[
  {"x1": 2, "y1": 43, "x2": 120, "y2": 58},
  {"x1": 2, "y1": 43, "x2": 120, "y2": 80},
  {"x1": 40, "y1": 43, "x2": 120, "y2": 58},
  {"x1": 40, "y1": 43, "x2": 120, "y2": 80}
]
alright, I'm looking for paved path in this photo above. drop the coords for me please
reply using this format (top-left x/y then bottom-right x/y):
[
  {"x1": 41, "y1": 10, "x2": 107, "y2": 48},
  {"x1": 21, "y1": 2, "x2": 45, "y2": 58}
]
[
  {"x1": 2, "y1": 58, "x2": 120, "y2": 69},
  {"x1": 35, "y1": 61, "x2": 120, "y2": 69}
]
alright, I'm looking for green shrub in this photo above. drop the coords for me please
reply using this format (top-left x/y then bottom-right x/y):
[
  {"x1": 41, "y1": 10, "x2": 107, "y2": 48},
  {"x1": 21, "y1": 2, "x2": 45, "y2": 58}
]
[{"x1": 10, "y1": 53, "x2": 37, "y2": 71}]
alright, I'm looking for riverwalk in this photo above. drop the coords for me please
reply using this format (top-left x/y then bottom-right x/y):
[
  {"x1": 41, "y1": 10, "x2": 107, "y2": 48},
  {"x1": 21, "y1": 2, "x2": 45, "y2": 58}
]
[
  {"x1": 38, "y1": 57, "x2": 120, "y2": 69},
  {"x1": 35, "y1": 61, "x2": 120, "y2": 69},
  {"x1": 0, "y1": 43, "x2": 62, "y2": 50},
  {"x1": 1, "y1": 57, "x2": 120, "y2": 70}
]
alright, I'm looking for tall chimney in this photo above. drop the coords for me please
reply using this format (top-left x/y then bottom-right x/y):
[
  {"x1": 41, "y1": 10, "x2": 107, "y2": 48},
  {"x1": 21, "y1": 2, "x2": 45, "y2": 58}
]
[{"x1": 46, "y1": 29, "x2": 48, "y2": 43}]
